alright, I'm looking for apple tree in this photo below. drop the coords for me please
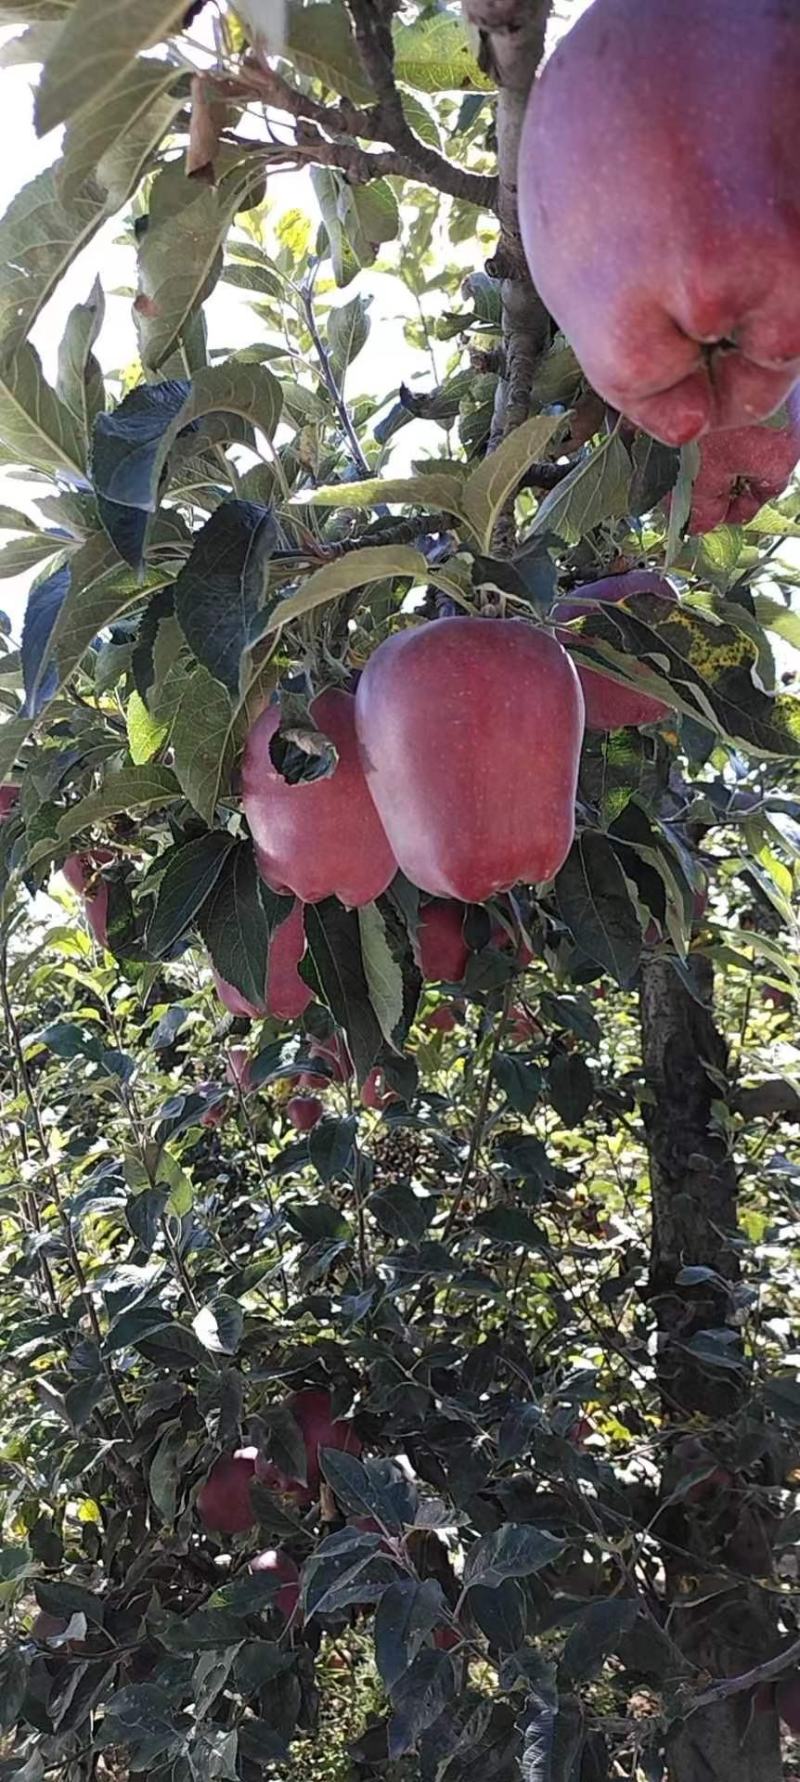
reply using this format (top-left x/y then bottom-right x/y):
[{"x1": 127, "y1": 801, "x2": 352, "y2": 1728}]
[{"x1": 0, "y1": 3, "x2": 799, "y2": 1782}]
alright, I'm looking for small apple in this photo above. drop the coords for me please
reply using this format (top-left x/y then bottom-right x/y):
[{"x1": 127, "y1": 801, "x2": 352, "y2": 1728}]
[
  {"x1": 308, "y1": 1031, "x2": 353, "y2": 1084},
  {"x1": 225, "y1": 1047, "x2": 254, "y2": 1092},
  {"x1": 290, "y1": 1387, "x2": 361, "y2": 1489},
  {"x1": 688, "y1": 397, "x2": 800, "y2": 533},
  {"x1": 0, "y1": 783, "x2": 19, "y2": 820},
  {"x1": 415, "y1": 900, "x2": 470, "y2": 984},
  {"x1": 62, "y1": 849, "x2": 115, "y2": 947},
  {"x1": 361, "y1": 1067, "x2": 400, "y2": 1111},
  {"x1": 424, "y1": 1003, "x2": 460, "y2": 1034},
  {"x1": 212, "y1": 899, "x2": 311, "y2": 1021},
  {"x1": 287, "y1": 1094, "x2": 323, "y2": 1132},
  {"x1": 197, "y1": 1449, "x2": 258, "y2": 1533},
  {"x1": 777, "y1": 1672, "x2": 800, "y2": 1733},
  {"x1": 249, "y1": 1547, "x2": 301, "y2": 1620}
]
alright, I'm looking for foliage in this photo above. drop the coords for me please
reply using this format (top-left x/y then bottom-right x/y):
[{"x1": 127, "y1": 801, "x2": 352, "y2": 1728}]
[{"x1": 0, "y1": 4, "x2": 798, "y2": 1782}]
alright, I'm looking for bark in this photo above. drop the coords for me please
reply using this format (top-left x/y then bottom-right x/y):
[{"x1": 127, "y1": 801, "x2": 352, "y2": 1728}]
[{"x1": 640, "y1": 955, "x2": 783, "y2": 1782}]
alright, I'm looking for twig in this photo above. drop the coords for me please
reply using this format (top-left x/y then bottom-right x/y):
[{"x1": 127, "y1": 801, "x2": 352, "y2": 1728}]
[
  {"x1": 300, "y1": 267, "x2": 372, "y2": 478},
  {"x1": 687, "y1": 1635, "x2": 800, "y2": 1713}
]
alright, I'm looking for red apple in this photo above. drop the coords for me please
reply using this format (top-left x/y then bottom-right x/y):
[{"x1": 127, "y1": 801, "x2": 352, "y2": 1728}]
[
  {"x1": 242, "y1": 689, "x2": 397, "y2": 908},
  {"x1": 197, "y1": 1449, "x2": 257, "y2": 1533},
  {"x1": 424, "y1": 1004, "x2": 460, "y2": 1033},
  {"x1": 507, "y1": 1006, "x2": 540, "y2": 1044},
  {"x1": 416, "y1": 901, "x2": 469, "y2": 983},
  {"x1": 355, "y1": 619, "x2": 584, "y2": 904},
  {"x1": 249, "y1": 1547, "x2": 301, "y2": 1620},
  {"x1": 0, "y1": 783, "x2": 19, "y2": 820},
  {"x1": 688, "y1": 396, "x2": 800, "y2": 533},
  {"x1": 290, "y1": 1388, "x2": 361, "y2": 1489},
  {"x1": 212, "y1": 900, "x2": 312, "y2": 1022},
  {"x1": 361, "y1": 1066, "x2": 400, "y2": 1111},
  {"x1": 254, "y1": 1454, "x2": 314, "y2": 1509},
  {"x1": 225, "y1": 1047, "x2": 254, "y2": 1092},
  {"x1": 62, "y1": 849, "x2": 114, "y2": 947},
  {"x1": 555, "y1": 571, "x2": 675, "y2": 730},
  {"x1": 199, "y1": 1090, "x2": 229, "y2": 1129},
  {"x1": 519, "y1": 0, "x2": 800, "y2": 445},
  {"x1": 491, "y1": 923, "x2": 535, "y2": 969},
  {"x1": 433, "y1": 1624, "x2": 460, "y2": 1651},
  {"x1": 287, "y1": 1094, "x2": 323, "y2": 1132}
]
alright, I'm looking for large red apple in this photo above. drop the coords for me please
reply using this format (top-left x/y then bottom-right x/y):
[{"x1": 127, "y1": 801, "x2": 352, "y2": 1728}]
[
  {"x1": 212, "y1": 899, "x2": 312, "y2": 1021},
  {"x1": 242, "y1": 689, "x2": 397, "y2": 907},
  {"x1": 197, "y1": 1449, "x2": 257, "y2": 1533},
  {"x1": 519, "y1": 0, "x2": 800, "y2": 445},
  {"x1": 355, "y1": 619, "x2": 584, "y2": 904},
  {"x1": 62, "y1": 849, "x2": 115, "y2": 947},
  {"x1": 290, "y1": 1388, "x2": 361, "y2": 1489},
  {"x1": 555, "y1": 570, "x2": 675, "y2": 730},
  {"x1": 249, "y1": 1547, "x2": 300, "y2": 1620},
  {"x1": 415, "y1": 901, "x2": 469, "y2": 983},
  {"x1": 688, "y1": 397, "x2": 800, "y2": 533},
  {"x1": 0, "y1": 784, "x2": 19, "y2": 820}
]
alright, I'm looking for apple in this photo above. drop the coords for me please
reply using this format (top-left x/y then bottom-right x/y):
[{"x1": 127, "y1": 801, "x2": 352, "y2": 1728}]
[
  {"x1": 62, "y1": 849, "x2": 115, "y2": 947},
  {"x1": 688, "y1": 397, "x2": 800, "y2": 533},
  {"x1": 287, "y1": 1094, "x2": 323, "y2": 1132},
  {"x1": 0, "y1": 784, "x2": 19, "y2": 820},
  {"x1": 199, "y1": 1089, "x2": 229, "y2": 1129},
  {"x1": 424, "y1": 1003, "x2": 460, "y2": 1034},
  {"x1": 290, "y1": 1387, "x2": 361, "y2": 1489},
  {"x1": 307, "y1": 1031, "x2": 353, "y2": 1084},
  {"x1": 242, "y1": 688, "x2": 397, "y2": 907},
  {"x1": 212, "y1": 899, "x2": 312, "y2": 1022},
  {"x1": 433, "y1": 1624, "x2": 460, "y2": 1651},
  {"x1": 355, "y1": 619, "x2": 584, "y2": 904},
  {"x1": 555, "y1": 571, "x2": 675, "y2": 730},
  {"x1": 518, "y1": 0, "x2": 800, "y2": 445},
  {"x1": 777, "y1": 1673, "x2": 800, "y2": 1733},
  {"x1": 197, "y1": 1449, "x2": 257, "y2": 1533},
  {"x1": 361, "y1": 1066, "x2": 400, "y2": 1111},
  {"x1": 415, "y1": 901, "x2": 469, "y2": 983},
  {"x1": 249, "y1": 1547, "x2": 301, "y2": 1620},
  {"x1": 491, "y1": 923, "x2": 535, "y2": 969},
  {"x1": 254, "y1": 1454, "x2": 314, "y2": 1509},
  {"x1": 225, "y1": 1047, "x2": 254, "y2": 1092},
  {"x1": 762, "y1": 985, "x2": 792, "y2": 1012}
]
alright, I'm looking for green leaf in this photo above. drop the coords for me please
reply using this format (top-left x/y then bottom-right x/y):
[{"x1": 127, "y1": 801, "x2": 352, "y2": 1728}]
[
  {"x1": 136, "y1": 163, "x2": 264, "y2": 371},
  {"x1": 665, "y1": 439, "x2": 700, "y2": 566},
  {"x1": 96, "y1": 84, "x2": 184, "y2": 212},
  {"x1": 388, "y1": 1650, "x2": 456, "y2": 1761},
  {"x1": 285, "y1": 0, "x2": 374, "y2": 105},
  {"x1": 393, "y1": 14, "x2": 494, "y2": 93},
  {"x1": 171, "y1": 667, "x2": 236, "y2": 824},
  {"x1": 560, "y1": 1598, "x2": 640, "y2": 1685},
  {"x1": 196, "y1": 841, "x2": 270, "y2": 1010},
  {"x1": 0, "y1": 164, "x2": 113, "y2": 356},
  {"x1": 193, "y1": 1296, "x2": 244, "y2": 1357},
  {"x1": 302, "y1": 900, "x2": 384, "y2": 1086},
  {"x1": 464, "y1": 1524, "x2": 567, "y2": 1591},
  {"x1": 263, "y1": 545, "x2": 428, "y2": 634},
  {"x1": 173, "y1": 501, "x2": 277, "y2": 695},
  {"x1": 328, "y1": 295, "x2": 370, "y2": 380},
  {"x1": 126, "y1": 690, "x2": 169, "y2": 764},
  {"x1": 56, "y1": 764, "x2": 179, "y2": 840},
  {"x1": 358, "y1": 901, "x2": 404, "y2": 1047},
  {"x1": 148, "y1": 832, "x2": 236, "y2": 959},
  {"x1": 56, "y1": 278, "x2": 105, "y2": 443},
  {"x1": 547, "y1": 1053, "x2": 594, "y2": 1127},
  {"x1": 555, "y1": 832, "x2": 642, "y2": 987},
  {"x1": 0, "y1": 534, "x2": 62, "y2": 578},
  {"x1": 306, "y1": 472, "x2": 465, "y2": 514},
  {"x1": 528, "y1": 431, "x2": 632, "y2": 544},
  {"x1": 0, "y1": 341, "x2": 85, "y2": 478},
  {"x1": 462, "y1": 414, "x2": 560, "y2": 550},
  {"x1": 59, "y1": 56, "x2": 181, "y2": 203},
  {"x1": 36, "y1": 0, "x2": 186, "y2": 134},
  {"x1": 754, "y1": 594, "x2": 800, "y2": 652}
]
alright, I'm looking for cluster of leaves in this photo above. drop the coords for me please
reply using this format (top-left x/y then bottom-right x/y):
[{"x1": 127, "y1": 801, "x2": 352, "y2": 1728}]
[{"x1": 0, "y1": 3, "x2": 798, "y2": 1781}]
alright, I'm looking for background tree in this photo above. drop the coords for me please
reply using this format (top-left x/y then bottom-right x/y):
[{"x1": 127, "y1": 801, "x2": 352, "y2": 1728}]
[{"x1": 0, "y1": 4, "x2": 799, "y2": 1782}]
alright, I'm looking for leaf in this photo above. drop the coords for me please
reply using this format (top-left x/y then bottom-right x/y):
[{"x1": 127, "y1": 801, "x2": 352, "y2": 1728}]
[
  {"x1": 463, "y1": 1524, "x2": 567, "y2": 1591},
  {"x1": 148, "y1": 832, "x2": 236, "y2": 958},
  {"x1": 547, "y1": 1054, "x2": 594, "y2": 1127},
  {"x1": 527, "y1": 432, "x2": 632, "y2": 544},
  {"x1": 555, "y1": 833, "x2": 641, "y2": 987},
  {"x1": 57, "y1": 764, "x2": 179, "y2": 840},
  {"x1": 520, "y1": 1692, "x2": 557, "y2": 1782},
  {"x1": 393, "y1": 14, "x2": 493, "y2": 93},
  {"x1": 374, "y1": 1578, "x2": 445, "y2": 1690},
  {"x1": 560, "y1": 1598, "x2": 639, "y2": 1684},
  {"x1": 0, "y1": 1647, "x2": 29, "y2": 1732},
  {"x1": 762, "y1": 1375, "x2": 800, "y2": 1427},
  {"x1": 173, "y1": 500, "x2": 277, "y2": 694},
  {"x1": 461, "y1": 415, "x2": 560, "y2": 551},
  {"x1": 358, "y1": 901, "x2": 404, "y2": 1047},
  {"x1": 305, "y1": 473, "x2": 465, "y2": 514},
  {"x1": 136, "y1": 163, "x2": 264, "y2": 371},
  {"x1": 0, "y1": 533, "x2": 61, "y2": 577},
  {"x1": 171, "y1": 667, "x2": 236, "y2": 824},
  {"x1": 302, "y1": 900, "x2": 384, "y2": 1086},
  {"x1": 369, "y1": 1183, "x2": 432, "y2": 1242},
  {"x1": 57, "y1": 279, "x2": 105, "y2": 443},
  {"x1": 754, "y1": 594, "x2": 800, "y2": 652},
  {"x1": 328, "y1": 295, "x2": 370, "y2": 379},
  {"x1": 197, "y1": 841, "x2": 270, "y2": 1010},
  {"x1": 302, "y1": 1527, "x2": 391, "y2": 1618},
  {"x1": 149, "y1": 1428, "x2": 182, "y2": 1522},
  {"x1": 193, "y1": 1296, "x2": 244, "y2": 1357},
  {"x1": 36, "y1": 0, "x2": 187, "y2": 134},
  {"x1": 665, "y1": 439, "x2": 700, "y2": 566},
  {"x1": 96, "y1": 84, "x2": 185, "y2": 213},
  {"x1": 126, "y1": 690, "x2": 169, "y2": 764},
  {"x1": 0, "y1": 341, "x2": 85, "y2": 478},
  {"x1": 21, "y1": 562, "x2": 69, "y2": 717},
  {"x1": 388, "y1": 1649, "x2": 456, "y2": 1760},
  {"x1": 0, "y1": 164, "x2": 112, "y2": 356},
  {"x1": 60, "y1": 56, "x2": 181, "y2": 203},
  {"x1": 285, "y1": 0, "x2": 374, "y2": 105},
  {"x1": 493, "y1": 1055, "x2": 542, "y2": 1117},
  {"x1": 263, "y1": 545, "x2": 427, "y2": 634}
]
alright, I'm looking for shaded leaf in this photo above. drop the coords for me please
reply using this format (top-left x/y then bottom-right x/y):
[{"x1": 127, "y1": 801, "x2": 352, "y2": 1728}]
[
  {"x1": 464, "y1": 1524, "x2": 566, "y2": 1591},
  {"x1": 555, "y1": 833, "x2": 641, "y2": 987},
  {"x1": 174, "y1": 500, "x2": 276, "y2": 694},
  {"x1": 461, "y1": 415, "x2": 560, "y2": 551},
  {"x1": 36, "y1": 0, "x2": 186, "y2": 134},
  {"x1": 196, "y1": 841, "x2": 269, "y2": 1010},
  {"x1": 148, "y1": 832, "x2": 236, "y2": 958}
]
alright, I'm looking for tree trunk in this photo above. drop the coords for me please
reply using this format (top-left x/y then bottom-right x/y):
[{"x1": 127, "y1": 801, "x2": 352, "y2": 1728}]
[{"x1": 640, "y1": 954, "x2": 783, "y2": 1782}]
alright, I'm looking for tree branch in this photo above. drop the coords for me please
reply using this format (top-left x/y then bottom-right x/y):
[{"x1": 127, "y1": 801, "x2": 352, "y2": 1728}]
[{"x1": 291, "y1": 121, "x2": 495, "y2": 208}]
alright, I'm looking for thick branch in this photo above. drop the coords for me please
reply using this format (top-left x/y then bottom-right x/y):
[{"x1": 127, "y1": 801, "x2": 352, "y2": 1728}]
[{"x1": 292, "y1": 122, "x2": 496, "y2": 208}]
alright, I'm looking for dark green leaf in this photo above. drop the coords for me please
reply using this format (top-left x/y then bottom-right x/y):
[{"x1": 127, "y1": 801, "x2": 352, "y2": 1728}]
[
  {"x1": 302, "y1": 900, "x2": 384, "y2": 1087},
  {"x1": 560, "y1": 1597, "x2": 639, "y2": 1684},
  {"x1": 555, "y1": 833, "x2": 641, "y2": 987},
  {"x1": 197, "y1": 841, "x2": 269, "y2": 1010},
  {"x1": 547, "y1": 1054, "x2": 594, "y2": 1127},
  {"x1": 147, "y1": 832, "x2": 236, "y2": 958}
]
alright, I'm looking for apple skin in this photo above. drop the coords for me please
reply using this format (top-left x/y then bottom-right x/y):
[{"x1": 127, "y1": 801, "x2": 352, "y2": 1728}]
[
  {"x1": 424, "y1": 1003, "x2": 460, "y2": 1034},
  {"x1": 249, "y1": 1548, "x2": 300, "y2": 1620},
  {"x1": 242, "y1": 689, "x2": 397, "y2": 908},
  {"x1": 555, "y1": 570, "x2": 675, "y2": 730},
  {"x1": 518, "y1": 0, "x2": 800, "y2": 445},
  {"x1": 355, "y1": 619, "x2": 584, "y2": 904},
  {"x1": 291, "y1": 1388, "x2": 361, "y2": 1489},
  {"x1": 688, "y1": 397, "x2": 800, "y2": 533},
  {"x1": 361, "y1": 1067, "x2": 400, "y2": 1111},
  {"x1": 416, "y1": 901, "x2": 469, "y2": 984},
  {"x1": 212, "y1": 900, "x2": 312, "y2": 1022},
  {"x1": 62, "y1": 850, "x2": 115, "y2": 947},
  {"x1": 0, "y1": 784, "x2": 19, "y2": 820},
  {"x1": 287, "y1": 1094, "x2": 323, "y2": 1132},
  {"x1": 197, "y1": 1449, "x2": 258, "y2": 1534}
]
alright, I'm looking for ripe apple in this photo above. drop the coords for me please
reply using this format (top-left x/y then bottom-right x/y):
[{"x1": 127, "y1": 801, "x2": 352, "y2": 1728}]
[
  {"x1": 225, "y1": 1047, "x2": 254, "y2": 1092},
  {"x1": 62, "y1": 849, "x2": 115, "y2": 947},
  {"x1": 212, "y1": 899, "x2": 312, "y2": 1022},
  {"x1": 287, "y1": 1094, "x2": 323, "y2": 1132},
  {"x1": 555, "y1": 570, "x2": 675, "y2": 730},
  {"x1": 361, "y1": 1066, "x2": 400, "y2": 1111},
  {"x1": 0, "y1": 784, "x2": 19, "y2": 820},
  {"x1": 424, "y1": 1003, "x2": 460, "y2": 1033},
  {"x1": 518, "y1": 0, "x2": 800, "y2": 445},
  {"x1": 242, "y1": 688, "x2": 397, "y2": 907},
  {"x1": 254, "y1": 1453, "x2": 314, "y2": 1509},
  {"x1": 688, "y1": 398, "x2": 800, "y2": 533},
  {"x1": 415, "y1": 900, "x2": 469, "y2": 983},
  {"x1": 290, "y1": 1387, "x2": 361, "y2": 1489},
  {"x1": 355, "y1": 619, "x2": 584, "y2": 904},
  {"x1": 197, "y1": 1449, "x2": 257, "y2": 1533},
  {"x1": 249, "y1": 1547, "x2": 300, "y2": 1620},
  {"x1": 433, "y1": 1624, "x2": 460, "y2": 1651}
]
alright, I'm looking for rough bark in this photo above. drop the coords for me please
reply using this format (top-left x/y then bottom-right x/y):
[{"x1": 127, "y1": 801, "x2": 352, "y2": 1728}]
[{"x1": 640, "y1": 955, "x2": 783, "y2": 1782}]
